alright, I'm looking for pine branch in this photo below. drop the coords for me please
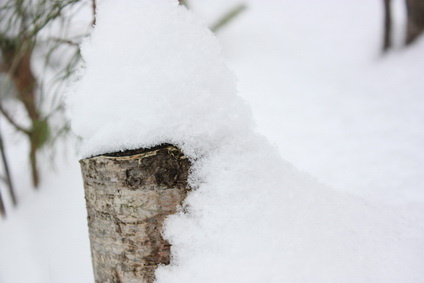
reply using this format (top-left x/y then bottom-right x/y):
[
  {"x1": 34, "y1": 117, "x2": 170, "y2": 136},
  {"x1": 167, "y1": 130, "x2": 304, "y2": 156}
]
[
  {"x1": 28, "y1": 0, "x2": 80, "y2": 38},
  {"x1": 50, "y1": 37, "x2": 79, "y2": 47},
  {"x1": 0, "y1": 103, "x2": 30, "y2": 135}
]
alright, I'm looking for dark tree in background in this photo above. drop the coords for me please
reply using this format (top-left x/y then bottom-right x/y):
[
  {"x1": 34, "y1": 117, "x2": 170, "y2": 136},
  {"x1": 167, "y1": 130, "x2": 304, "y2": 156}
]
[
  {"x1": 382, "y1": 0, "x2": 392, "y2": 51},
  {"x1": 405, "y1": 0, "x2": 424, "y2": 45},
  {"x1": 383, "y1": 0, "x2": 424, "y2": 51}
]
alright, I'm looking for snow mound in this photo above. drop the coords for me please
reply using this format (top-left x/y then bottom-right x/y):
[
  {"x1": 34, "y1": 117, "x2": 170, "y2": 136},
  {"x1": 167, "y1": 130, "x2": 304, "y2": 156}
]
[
  {"x1": 157, "y1": 135, "x2": 424, "y2": 283},
  {"x1": 68, "y1": 0, "x2": 424, "y2": 282},
  {"x1": 68, "y1": 0, "x2": 252, "y2": 158}
]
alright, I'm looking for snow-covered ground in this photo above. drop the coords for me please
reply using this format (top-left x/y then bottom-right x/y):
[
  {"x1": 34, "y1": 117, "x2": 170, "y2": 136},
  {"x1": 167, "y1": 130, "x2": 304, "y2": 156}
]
[
  {"x1": 1, "y1": 0, "x2": 423, "y2": 282},
  {"x1": 220, "y1": 0, "x2": 424, "y2": 205}
]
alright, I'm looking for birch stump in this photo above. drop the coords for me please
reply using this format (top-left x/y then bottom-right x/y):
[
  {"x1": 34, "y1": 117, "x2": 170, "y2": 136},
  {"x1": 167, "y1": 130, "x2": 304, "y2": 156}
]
[{"x1": 80, "y1": 144, "x2": 190, "y2": 283}]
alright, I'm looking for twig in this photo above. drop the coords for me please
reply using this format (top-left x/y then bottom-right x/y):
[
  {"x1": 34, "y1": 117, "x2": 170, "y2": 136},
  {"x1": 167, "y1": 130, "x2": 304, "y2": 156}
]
[
  {"x1": 210, "y1": 3, "x2": 247, "y2": 33},
  {"x1": 0, "y1": 185, "x2": 6, "y2": 219},
  {"x1": 0, "y1": 125, "x2": 16, "y2": 206},
  {"x1": 29, "y1": 0, "x2": 80, "y2": 38},
  {"x1": 50, "y1": 37, "x2": 79, "y2": 47},
  {"x1": 92, "y1": 0, "x2": 97, "y2": 26},
  {"x1": 0, "y1": 103, "x2": 30, "y2": 135},
  {"x1": 178, "y1": 0, "x2": 189, "y2": 8}
]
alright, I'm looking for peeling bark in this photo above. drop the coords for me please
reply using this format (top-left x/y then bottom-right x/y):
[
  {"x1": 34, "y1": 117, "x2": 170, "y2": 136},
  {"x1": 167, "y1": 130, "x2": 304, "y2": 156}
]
[{"x1": 80, "y1": 144, "x2": 190, "y2": 283}]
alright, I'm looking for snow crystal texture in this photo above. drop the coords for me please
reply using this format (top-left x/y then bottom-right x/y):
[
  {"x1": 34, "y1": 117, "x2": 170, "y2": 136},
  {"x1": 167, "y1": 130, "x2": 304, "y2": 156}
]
[
  {"x1": 68, "y1": 0, "x2": 424, "y2": 282},
  {"x1": 68, "y1": 0, "x2": 252, "y2": 158}
]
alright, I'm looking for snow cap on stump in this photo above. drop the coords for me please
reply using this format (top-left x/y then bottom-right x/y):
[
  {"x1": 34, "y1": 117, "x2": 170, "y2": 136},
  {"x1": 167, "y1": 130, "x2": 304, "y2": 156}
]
[{"x1": 68, "y1": 0, "x2": 253, "y2": 158}]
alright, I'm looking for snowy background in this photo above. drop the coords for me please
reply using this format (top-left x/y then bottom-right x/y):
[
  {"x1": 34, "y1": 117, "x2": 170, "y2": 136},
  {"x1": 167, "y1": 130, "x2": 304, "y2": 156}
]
[{"x1": 1, "y1": 0, "x2": 424, "y2": 282}]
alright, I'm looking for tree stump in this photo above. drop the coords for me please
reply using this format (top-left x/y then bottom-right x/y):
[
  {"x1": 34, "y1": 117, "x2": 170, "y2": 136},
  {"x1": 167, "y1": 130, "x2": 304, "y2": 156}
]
[{"x1": 80, "y1": 144, "x2": 190, "y2": 283}]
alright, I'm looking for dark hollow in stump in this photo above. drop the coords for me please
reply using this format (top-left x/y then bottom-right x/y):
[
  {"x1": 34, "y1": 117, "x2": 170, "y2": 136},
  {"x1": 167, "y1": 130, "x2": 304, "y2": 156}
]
[{"x1": 80, "y1": 144, "x2": 190, "y2": 283}]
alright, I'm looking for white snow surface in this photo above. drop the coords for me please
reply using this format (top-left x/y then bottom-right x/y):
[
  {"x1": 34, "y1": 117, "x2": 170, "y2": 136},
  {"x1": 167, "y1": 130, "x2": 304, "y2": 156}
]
[
  {"x1": 68, "y1": 0, "x2": 252, "y2": 159},
  {"x1": 157, "y1": 133, "x2": 423, "y2": 283},
  {"x1": 66, "y1": 0, "x2": 424, "y2": 282}
]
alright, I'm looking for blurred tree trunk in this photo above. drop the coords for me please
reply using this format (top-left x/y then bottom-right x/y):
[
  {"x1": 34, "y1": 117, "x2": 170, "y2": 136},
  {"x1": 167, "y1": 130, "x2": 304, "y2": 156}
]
[
  {"x1": 11, "y1": 49, "x2": 42, "y2": 188},
  {"x1": 383, "y1": 0, "x2": 392, "y2": 52},
  {"x1": 405, "y1": 0, "x2": 424, "y2": 45},
  {"x1": 80, "y1": 144, "x2": 190, "y2": 283}
]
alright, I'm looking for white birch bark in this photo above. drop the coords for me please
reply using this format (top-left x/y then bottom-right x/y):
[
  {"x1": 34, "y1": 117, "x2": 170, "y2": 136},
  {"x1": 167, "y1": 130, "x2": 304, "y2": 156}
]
[{"x1": 80, "y1": 145, "x2": 190, "y2": 283}]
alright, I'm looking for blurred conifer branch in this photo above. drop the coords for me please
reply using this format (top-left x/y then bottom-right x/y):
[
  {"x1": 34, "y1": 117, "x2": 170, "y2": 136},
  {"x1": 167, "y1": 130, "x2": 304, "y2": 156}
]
[{"x1": 0, "y1": 0, "x2": 91, "y2": 189}]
